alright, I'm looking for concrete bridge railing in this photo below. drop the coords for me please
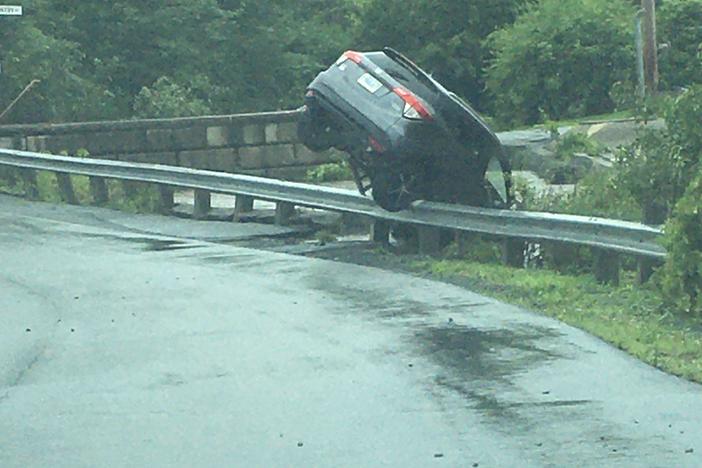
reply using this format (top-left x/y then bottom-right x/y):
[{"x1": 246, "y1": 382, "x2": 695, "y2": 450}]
[{"x1": 0, "y1": 109, "x2": 342, "y2": 181}]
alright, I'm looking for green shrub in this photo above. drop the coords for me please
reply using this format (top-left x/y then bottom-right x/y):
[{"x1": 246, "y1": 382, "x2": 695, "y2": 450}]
[
  {"x1": 514, "y1": 171, "x2": 641, "y2": 221},
  {"x1": 615, "y1": 127, "x2": 679, "y2": 222},
  {"x1": 614, "y1": 86, "x2": 702, "y2": 223},
  {"x1": 661, "y1": 170, "x2": 702, "y2": 316},
  {"x1": 512, "y1": 171, "x2": 640, "y2": 272},
  {"x1": 609, "y1": 80, "x2": 639, "y2": 112},
  {"x1": 554, "y1": 133, "x2": 603, "y2": 161},
  {"x1": 485, "y1": 0, "x2": 635, "y2": 126},
  {"x1": 305, "y1": 162, "x2": 353, "y2": 183},
  {"x1": 133, "y1": 77, "x2": 211, "y2": 118},
  {"x1": 658, "y1": 0, "x2": 702, "y2": 90},
  {"x1": 666, "y1": 86, "x2": 702, "y2": 167}
]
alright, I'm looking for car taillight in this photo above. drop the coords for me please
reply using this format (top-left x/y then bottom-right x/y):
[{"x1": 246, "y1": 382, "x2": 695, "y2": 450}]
[
  {"x1": 343, "y1": 50, "x2": 364, "y2": 64},
  {"x1": 393, "y1": 87, "x2": 433, "y2": 121}
]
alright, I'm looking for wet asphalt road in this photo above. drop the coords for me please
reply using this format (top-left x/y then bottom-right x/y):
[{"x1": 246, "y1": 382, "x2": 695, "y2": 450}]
[{"x1": 1, "y1": 195, "x2": 701, "y2": 467}]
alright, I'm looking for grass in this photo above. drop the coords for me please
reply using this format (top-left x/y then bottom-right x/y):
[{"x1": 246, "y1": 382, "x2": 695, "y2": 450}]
[
  {"x1": 410, "y1": 256, "x2": 702, "y2": 384},
  {"x1": 0, "y1": 168, "x2": 161, "y2": 213}
]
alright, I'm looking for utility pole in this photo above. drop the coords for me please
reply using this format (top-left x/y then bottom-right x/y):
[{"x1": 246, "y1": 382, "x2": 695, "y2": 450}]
[
  {"x1": 634, "y1": 10, "x2": 646, "y2": 99},
  {"x1": 641, "y1": 0, "x2": 658, "y2": 96}
]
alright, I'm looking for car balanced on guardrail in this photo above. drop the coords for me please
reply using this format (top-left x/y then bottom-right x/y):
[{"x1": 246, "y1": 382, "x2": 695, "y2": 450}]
[{"x1": 298, "y1": 48, "x2": 512, "y2": 213}]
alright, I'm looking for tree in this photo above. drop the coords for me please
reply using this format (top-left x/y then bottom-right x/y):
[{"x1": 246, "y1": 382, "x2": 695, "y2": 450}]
[
  {"x1": 485, "y1": 0, "x2": 635, "y2": 126},
  {"x1": 0, "y1": 0, "x2": 115, "y2": 123},
  {"x1": 356, "y1": 0, "x2": 531, "y2": 109},
  {"x1": 658, "y1": 0, "x2": 702, "y2": 90}
]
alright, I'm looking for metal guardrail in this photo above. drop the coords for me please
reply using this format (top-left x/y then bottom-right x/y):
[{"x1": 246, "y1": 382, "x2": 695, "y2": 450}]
[{"x1": 0, "y1": 148, "x2": 665, "y2": 261}]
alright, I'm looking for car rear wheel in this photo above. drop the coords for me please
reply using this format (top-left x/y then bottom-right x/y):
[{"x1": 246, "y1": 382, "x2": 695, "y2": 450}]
[{"x1": 370, "y1": 159, "x2": 425, "y2": 212}]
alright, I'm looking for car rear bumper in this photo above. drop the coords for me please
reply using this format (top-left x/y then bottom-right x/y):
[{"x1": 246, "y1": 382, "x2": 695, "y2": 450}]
[{"x1": 305, "y1": 85, "x2": 435, "y2": 163}]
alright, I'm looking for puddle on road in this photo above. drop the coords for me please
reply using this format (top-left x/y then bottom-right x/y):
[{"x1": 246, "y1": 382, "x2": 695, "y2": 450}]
[
  {"x1": 414, "y1": 324, "x2": 562, "y2": 384},
  {"x1": 406, "y1": 323, "x2": 608, "y2": 435},
  {"x1": 72, "y1": 232, "x2": 208, "y2": 253}
]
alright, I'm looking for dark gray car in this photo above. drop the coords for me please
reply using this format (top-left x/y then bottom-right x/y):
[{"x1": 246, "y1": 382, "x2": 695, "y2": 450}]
[{"x1": 299, "y1": 47, "x2": 511, "y2": 212}]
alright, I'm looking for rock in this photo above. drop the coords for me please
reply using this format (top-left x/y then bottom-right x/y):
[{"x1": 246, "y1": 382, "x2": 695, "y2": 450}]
[{"x1": 584, "y1": 119, "x2": 665, "y2": 148}]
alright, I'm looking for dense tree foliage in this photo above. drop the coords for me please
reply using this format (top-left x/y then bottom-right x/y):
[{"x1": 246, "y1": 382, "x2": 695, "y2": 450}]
[
  {"x1": 0, "y1": 0, "x2": 700, "y2": 125},
  {"x1": 658, "y1": 0, "x2": 702, "y2": 91},
  {"x1": 356, "y1": 0, "x2": 531, "y2": 108},
  {"x1": 1, "y1": 0, "x2": 359, "y2": 122},
  {"x1": 485, "y1": 0, "x2": 635, "y2": 126},
  {"x1": 663, "y1": 168, "x2": 702, "y2": 316}
]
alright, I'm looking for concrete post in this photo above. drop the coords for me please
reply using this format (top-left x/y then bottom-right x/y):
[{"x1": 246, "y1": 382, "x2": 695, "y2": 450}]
[
  {"x1": 418, "y1": 226, "x2": 442, "y2": 257},
  {"x1": 234, "y1": 195, "x2": 254, "y2": 219},
  {"x1": 89, "y1": 176, "x2": 109, "y2": 206},
  {"x1": 193, "y1": 189, "x2": 211, "y2": 220},
  {"x1": 55, "y1": 172, "x2": 78, "y2": 205},
  {"x1": 157, "y1": 185, "x2": 175, "y2": 214},
  {"x1": 370, "y1": 219, "x2": 390, "y2": 245},
  {"x1": 593, "y1": 248, "x2": 620, "y2": 286},
  {"x1": 275, "y1": 201, "x2": 295, "y2": 225}
]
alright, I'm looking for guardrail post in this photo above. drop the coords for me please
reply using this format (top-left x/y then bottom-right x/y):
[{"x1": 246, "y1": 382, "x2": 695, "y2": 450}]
[
  {"x1": 370, "y1": 219, "x2": 390, "y2": 245},
  {"x1": 501, "y1": 238, "x2": 525, "y2": 268},
  {"x1": 637, "y1": 203, "x2": 666, "y2": 283},
  {"x1": 234, "y1": 195, "x2": 254, "y2": 220},
  {"x1": 157, "y1": 185, "x2": 175, "y2": 213},
  {"x1": 593, "y1": 248, "x2": 620, "y2": 286},
  {"x1": 637, "y1": 257, "x2": 664, "y2": 285},
  {"x1": 193, "y1": 189, "x2": 211, "y2": 220},
  {"x1": 89, "y1": 177, "x2": 109, "y2": 206},
  {"x1": 456, "y1": 232, "x2": 473, "y2": 257},
  {"x1": 418, "y1": 226, "x2": 441, "y2": 256},
  {"x1": 121, "y1": 181, "x2": 138, "y2": 198},
  {"x1": 55, "y1": 172, "x2": 78, "y2": 205},
  {"x1": 275, "y1": 201, "x2": 295, "y2": 225},
  {"x1": 637, "y1": 258, "x2": 654, "y2": 284},
  {"x1": 20, "y1": 169, "x2": 39, "y2": 199}
]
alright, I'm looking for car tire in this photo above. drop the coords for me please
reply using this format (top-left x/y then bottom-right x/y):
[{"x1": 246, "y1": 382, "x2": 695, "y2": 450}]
[{"x1": 370, "y1": 160, "x2": 423, "y2": 212}]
